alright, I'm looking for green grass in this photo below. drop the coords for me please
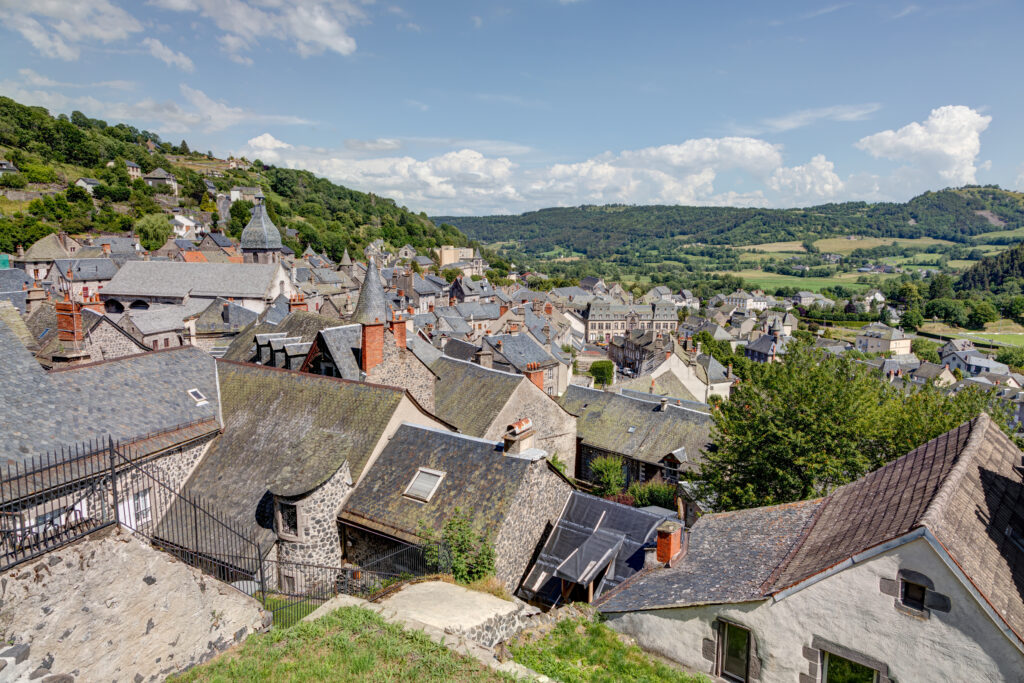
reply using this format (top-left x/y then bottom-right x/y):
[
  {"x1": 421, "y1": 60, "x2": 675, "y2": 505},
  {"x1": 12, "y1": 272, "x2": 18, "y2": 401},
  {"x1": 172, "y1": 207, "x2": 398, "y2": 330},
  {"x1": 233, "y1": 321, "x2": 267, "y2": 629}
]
[
  {"x1": 961, "y1": 333, "x2": 1024, "y2": 346},
  {"x1": 713, "y1": 269, "x2": 888, "y2": 293},
  {"x1": 257, "y1": 594, "x2": 325, "y2": 629},
  {"x1": 510, "y1": 616, "x2": 706, "y2": 683},
  {"x1": 812, "y1": 236, "x2": 955, "y2": 255},
  {"x1": 172, "y1": 605, "x2": 511, "y2": 682}
]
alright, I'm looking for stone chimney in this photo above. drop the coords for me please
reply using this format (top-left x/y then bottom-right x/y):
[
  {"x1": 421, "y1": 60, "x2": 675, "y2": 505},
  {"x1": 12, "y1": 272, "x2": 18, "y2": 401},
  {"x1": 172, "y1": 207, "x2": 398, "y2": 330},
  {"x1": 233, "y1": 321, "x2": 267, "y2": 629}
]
[
  {"x1": 475, "y1": 345, "x2": 493, "y2": 369},
  {"x1": 660, "y1": 397, "x2": 669, "y2": 412},
  {"x1": 16, "y1": 244, "x2": 24, "y2": 258},
  {"x1": 523, "y1": 362, "x2": 545, "y2": 391},
  {"x1": 83, "y1": 292, "x2": 104, "y2": 314},
  {"x1": 503, "y1": 418, "x2": 536, "y2": 454},
  {"x1": 361, "y1": 318, "x2": 385, "y2": 374},
  {"x1": 391, "y1": 312, "x2": 407, "y2": 350}
]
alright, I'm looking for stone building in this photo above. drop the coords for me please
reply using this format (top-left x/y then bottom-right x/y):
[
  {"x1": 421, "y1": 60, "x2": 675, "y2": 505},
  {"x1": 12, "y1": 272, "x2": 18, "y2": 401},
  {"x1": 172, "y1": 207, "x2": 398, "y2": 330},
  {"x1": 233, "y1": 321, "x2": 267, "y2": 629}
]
[
  {"x1": 31, "y1": 302, "x2": 150, "y2": 367},
  {"x1": 598, "y1": 415, "x2": 1024, "y2": 683},
  {"x1": 557, "y1": 385, "x2": 711, "y2": 486},
  {"x1": 239, "y1": 192, "x2": 282, "y2": 265},
  {"x1": 14, "y1": 232, "x2": 82, "y2": 281},
  {"x1": 339, "y1": 423, "x2": 573, "y2": 591},
  {"x1": 583, "y1": 300, "x2": 677, "y2": 344},
  {"x1": 609, "y1": 329, "x2": 675, "y2": 376}
]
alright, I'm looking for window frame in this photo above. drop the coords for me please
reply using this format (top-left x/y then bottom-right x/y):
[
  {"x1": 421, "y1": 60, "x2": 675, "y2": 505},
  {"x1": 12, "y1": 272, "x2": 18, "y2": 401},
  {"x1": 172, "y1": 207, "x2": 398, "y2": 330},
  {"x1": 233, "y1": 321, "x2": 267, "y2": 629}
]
[
  {"x1": 901, "y1": 579, "x2": 927, "y2": 611},
  {"x1": 717, "y1": 620, "x2": 751, "y2": 682},
  {"x1": 275, "y1": 498, "x2": 302, "y2": 541},
  {"x1": 133, "y1": 488, "x2": 152, "y2": 525},
  {"x1": 402, "y1": 467, "x2": 446, "y2": 503},
  {"x1": 822, "y1": 651, "x2": 880, "y2": 683}
]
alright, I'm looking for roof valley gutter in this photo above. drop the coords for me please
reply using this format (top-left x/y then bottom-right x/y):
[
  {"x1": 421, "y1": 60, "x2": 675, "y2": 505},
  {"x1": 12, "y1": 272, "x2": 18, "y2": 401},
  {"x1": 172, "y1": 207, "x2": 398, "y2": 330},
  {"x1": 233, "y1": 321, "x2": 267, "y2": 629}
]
[{"x1": 213, "y1": 359, "x2": 224, "y2": 429}]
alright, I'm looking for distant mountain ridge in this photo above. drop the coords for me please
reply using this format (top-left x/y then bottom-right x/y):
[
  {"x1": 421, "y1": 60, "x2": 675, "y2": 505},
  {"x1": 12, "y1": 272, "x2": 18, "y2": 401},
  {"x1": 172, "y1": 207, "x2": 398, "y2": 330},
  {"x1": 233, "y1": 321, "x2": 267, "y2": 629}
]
[{"x1": 435, "y1": 187, "x2": 1024, "y2": 260}]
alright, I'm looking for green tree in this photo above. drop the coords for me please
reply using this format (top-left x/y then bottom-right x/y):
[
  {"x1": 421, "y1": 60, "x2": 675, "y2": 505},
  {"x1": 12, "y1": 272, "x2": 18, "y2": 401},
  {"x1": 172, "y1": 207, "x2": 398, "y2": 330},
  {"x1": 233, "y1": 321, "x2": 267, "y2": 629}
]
[
  {"x1": 697, "y1": 341, "x2": 1011, "y2": 511},
  {"x1": 134, "y1": 213, "x2": 172, "y2": 251},
  {"x1": 441, "y1": 268, "x2": 462, "y2": 283},
  {"x1": 996, "y1": 346, "x2": 1024, "y2": 371},
  {"x1": 590, "y1": 455, "x2": 626, "y2": 497},
  {"x1": 0, "y1": 173, "x2": 27, "y2": 188},
  {"x1": 967, "y1": 300, "x2": 998, "y2": 330},
  {"x1": 901, "y1": 306, "x2": 924, "y2": 331},
  {"x1": 911, "y1": 338, "x2": 940, "y2": 364},
  {"x1": 627, "y1": 480, "x2": 677, "y2": 509},
  {"x1": 590, "y1": 360, "x2": 614, "y2": 386},
  {"x1": 228, "y1": 200, "x2": 253, "y2": 237},
  {"x1": 928, "y1": 273, "x2": 954, "y2": 300}
]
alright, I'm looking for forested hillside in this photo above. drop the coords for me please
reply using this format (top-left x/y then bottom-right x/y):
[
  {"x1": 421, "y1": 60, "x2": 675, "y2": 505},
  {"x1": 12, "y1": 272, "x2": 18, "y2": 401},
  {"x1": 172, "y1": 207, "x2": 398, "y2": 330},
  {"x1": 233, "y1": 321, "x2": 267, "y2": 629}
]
[
  {"x1": 958, "y1": 241, "x2": 1024, "y2": 292},
  {"x1": 0, "y1": 96, "x2": 468, "y2": 258},
  {"x1": 437, "y1": 187, "x2": 1024, "y2": 257}
]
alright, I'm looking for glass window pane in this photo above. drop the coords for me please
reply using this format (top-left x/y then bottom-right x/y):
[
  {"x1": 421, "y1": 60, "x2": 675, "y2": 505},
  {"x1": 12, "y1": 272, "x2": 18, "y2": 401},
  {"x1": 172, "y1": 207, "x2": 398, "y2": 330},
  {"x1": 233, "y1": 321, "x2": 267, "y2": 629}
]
[
  {"x1": 825, "y1": 653, "x2": 876, "y2": 683},
  {"x1": 723, "y1": 624, "x2": 749, "y2": 680}
]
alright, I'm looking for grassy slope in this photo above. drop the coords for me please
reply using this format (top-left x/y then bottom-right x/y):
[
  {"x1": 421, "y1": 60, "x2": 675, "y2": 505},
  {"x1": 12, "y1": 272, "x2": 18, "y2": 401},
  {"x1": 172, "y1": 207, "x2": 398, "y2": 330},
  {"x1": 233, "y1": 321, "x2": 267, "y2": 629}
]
[{"x1": 173, "y1": 606, "x2": 511, "y2": 683}]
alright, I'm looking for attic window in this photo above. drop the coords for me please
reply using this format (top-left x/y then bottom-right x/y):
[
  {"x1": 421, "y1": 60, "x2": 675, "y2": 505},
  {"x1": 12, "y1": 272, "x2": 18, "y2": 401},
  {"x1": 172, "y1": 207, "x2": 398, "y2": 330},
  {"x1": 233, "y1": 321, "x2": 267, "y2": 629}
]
[
  {"x1": 188, "y1": 388, "x2": 208, "y2": 406},
  {"x1": 627, "y1": 426, "x2": 637, "y2": 433},
  {"x1": 403, "y1": 468, "x2": 445, "y2": 503}
]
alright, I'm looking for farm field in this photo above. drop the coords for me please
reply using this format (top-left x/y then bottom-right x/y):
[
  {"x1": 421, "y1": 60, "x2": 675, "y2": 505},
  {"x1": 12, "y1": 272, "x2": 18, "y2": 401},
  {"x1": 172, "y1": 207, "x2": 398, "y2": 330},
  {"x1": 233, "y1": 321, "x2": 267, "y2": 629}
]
[
  {"x1": 813, "y1": 236, "x2": 956, "y2": 255},
  {"x1": 711, "y1": 269, "x2": 892, "y2": 293},
  {"x1": 738, "y1": 240, "x2": 806, "y2": 253},
  {"x1": 919, "y1": 320, "x2": 1024, "y2": 347}
]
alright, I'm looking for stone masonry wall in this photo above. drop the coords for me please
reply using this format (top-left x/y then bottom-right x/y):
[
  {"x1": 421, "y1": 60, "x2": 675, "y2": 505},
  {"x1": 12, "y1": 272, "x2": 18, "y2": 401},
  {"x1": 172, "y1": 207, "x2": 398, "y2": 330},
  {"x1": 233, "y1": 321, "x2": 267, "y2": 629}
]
[
  {"x1": 488, "y1": 381, "x2": 577, "y2": 464},
  {"x1": 368, "y1": 329, "x2": 436, "y2": 412},
  {"x1": 493, "y1": 460, "x2": 572, "y2": 591},
  {"x1": 84, "y1": 320, "x2": 147, "y2": 361},
  {"x1": 276, "y1": 463, "x2": 353, "y2": 591}
]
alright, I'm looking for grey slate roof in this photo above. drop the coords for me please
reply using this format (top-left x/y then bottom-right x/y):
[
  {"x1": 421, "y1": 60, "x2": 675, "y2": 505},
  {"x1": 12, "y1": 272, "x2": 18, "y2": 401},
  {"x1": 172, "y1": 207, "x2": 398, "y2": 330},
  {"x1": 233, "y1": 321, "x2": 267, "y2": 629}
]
[
  {"x1": 442, "y1": 337, "x2": 479, "y2": 362},
  {"x1": 485, "y1": 334, "x2": 556, "y2": 370},
  {"x1": 557, "y1": 385, "x2": 711, "y2": 468},
  {"x1": 52, "y1": 258, "x2": 119, "y2": 282},
  {"x1": 431, "y1": 356, "x2": 523, "y2": 437},
  {"x1": 221, "y1": 311, "x2": 339, "y2": 362},
  {"x1": 351, "y1": 259, "x2": 388, "y2": 325},
  {"x1": 317, "y1": 324, "x2": 363, "y2": 380},
  {"x1": 0, "y1": 317, "x2": 219, "y2": 464},
  {"x1": 598, "y1": 498, "x2": 823, "y2": 611},
  {"x1": 192, "y1": 298, "x2": 259, "y2": 334},
  {"x1": 102, "y1": 262, "x2": 281, "y2": 299},
  {"x1": 239, "y1": 201, "x2": 282, "y2": 251},
  {"x1": 339, "y1": 424, "x2": 536, "y2": 545}
]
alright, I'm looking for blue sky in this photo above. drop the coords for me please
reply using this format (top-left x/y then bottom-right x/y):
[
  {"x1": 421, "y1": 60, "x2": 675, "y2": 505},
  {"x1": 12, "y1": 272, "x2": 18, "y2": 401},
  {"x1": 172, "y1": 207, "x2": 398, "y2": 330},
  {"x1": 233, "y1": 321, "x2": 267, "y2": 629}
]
[{"x1": 0, "y1": 1, "x2": 1021, "y2": 215}]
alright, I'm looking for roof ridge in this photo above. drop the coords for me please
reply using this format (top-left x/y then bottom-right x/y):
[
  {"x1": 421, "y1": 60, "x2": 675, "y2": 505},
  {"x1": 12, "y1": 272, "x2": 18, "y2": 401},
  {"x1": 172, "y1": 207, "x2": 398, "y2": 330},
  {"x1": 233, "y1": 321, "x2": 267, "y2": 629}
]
[
  {"x1": 919, "y1": 414, "x2": 991, "y2": 531},
  {"x1": 761, "y1": 497, "x2": 830, "y2": 595},
  {"x1": 47, "y1": 345, "x2": 201, "y2": 373}
]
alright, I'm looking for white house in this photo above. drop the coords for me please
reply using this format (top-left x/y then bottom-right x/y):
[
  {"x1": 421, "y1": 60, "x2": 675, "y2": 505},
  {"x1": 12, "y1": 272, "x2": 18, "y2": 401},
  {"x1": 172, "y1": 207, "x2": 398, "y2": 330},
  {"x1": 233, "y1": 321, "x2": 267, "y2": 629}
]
[
  {"x1": 598, "y1": 415, "x2": 1024, "y2": 682},
  {"x1": 173, "y1": 214, "x2": 197, "y2": 239}
]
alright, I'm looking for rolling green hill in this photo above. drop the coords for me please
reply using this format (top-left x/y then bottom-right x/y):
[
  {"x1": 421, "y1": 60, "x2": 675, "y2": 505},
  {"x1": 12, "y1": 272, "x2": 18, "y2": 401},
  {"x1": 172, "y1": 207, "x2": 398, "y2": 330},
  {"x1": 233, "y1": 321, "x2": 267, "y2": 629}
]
[{"x1": 0, "y1": 95, "x2": 468, "y2": 258}]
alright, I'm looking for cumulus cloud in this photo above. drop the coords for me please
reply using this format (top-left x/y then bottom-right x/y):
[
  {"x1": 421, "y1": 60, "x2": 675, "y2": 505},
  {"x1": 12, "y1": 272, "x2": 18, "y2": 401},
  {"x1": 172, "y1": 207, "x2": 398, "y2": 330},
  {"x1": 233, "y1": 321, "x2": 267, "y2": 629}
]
[
  {"x1": 768, "y1": 154, "x2": 844, "y2": 201},
  {"x1": 142, "y1": 38, "x2": 195, "y2": 72},
  {"x1": 855, "y1": 105, "x2": 991, "y2": 186},
  {"x1": 150, "y1": 0, "x2": 364, "y2": 62},
  {"x1": 0, "y1": 1, "x2": 143, "y2": 60},
  {"x1": 248, "y1": 133, "x2": 293, "y2": 150}
]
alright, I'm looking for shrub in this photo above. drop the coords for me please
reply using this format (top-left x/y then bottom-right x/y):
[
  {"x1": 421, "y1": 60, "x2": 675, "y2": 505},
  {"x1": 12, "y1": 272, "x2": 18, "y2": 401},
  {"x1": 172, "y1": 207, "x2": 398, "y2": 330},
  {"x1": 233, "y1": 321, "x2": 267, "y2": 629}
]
[
  {"x1": 604, "y1": 492, "x2": 635, "y2": 506},
  {"x1": 590, "y1": 360, "x2": 614, "y2": 386},
  {"x1": 0, "y1": 173, "x2": 27, "y2": 189},
  {"x1": 590, "y1": 455, "x2": 625, "y2": 497},
  {"x1": 420, "y1": 507, "x2": 495, "y2": 584},
  {"x1": 627, "y1": 479, "x2": 678, "y2": 509},
  {"x1": 21, "y1": 164, "x2": 57, "y2": 184}
]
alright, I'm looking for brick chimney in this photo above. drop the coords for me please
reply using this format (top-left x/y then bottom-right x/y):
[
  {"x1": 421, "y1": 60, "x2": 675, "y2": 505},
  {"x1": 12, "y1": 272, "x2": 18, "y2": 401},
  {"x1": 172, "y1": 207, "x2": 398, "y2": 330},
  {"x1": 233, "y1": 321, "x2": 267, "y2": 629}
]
[
  {"x1": 56, "y1": 298, "x2": 84, "y2": 344},
  {"x1": 428, "y1": 303, "x2": 434, "y2": 313},
  {"x1": 500, "y1": 303, "x2": 509, "y2": 317},
  {"x1": 544, "y1": 302, "x2": 553, "y2": 315},
  {"x1": 656, "y1": 520, "x2": 683, "y2": 564},
  {"x1": 361, "y1": 318, "x2": 385, "y2": 373},
  {"x1": 391, "y1": 313, "x2": 407, "y2": 350},
  {"x1": 523, "y1": 362, "x2": 545, "y2": 391},
  {"x1": 289, "y1": 293, "x2": 308, "y2": 312},
  {"x1": 101, "y1": 242, "x2": 111, "y2": 255}
]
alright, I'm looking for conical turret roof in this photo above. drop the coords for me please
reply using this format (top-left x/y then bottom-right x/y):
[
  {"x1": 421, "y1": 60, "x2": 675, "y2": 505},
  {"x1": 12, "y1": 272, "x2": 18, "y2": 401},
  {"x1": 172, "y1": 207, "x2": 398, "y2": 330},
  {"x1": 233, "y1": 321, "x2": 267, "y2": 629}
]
[
  {"x1": 351, "y1": 258, "x2": 388, "y2": 325},
  {"x1": 340, "y1": 249, "x2": 352, "y2": 266},
  {"x1": 239, "y1": 194, "x2": 282, "y2": 251}
]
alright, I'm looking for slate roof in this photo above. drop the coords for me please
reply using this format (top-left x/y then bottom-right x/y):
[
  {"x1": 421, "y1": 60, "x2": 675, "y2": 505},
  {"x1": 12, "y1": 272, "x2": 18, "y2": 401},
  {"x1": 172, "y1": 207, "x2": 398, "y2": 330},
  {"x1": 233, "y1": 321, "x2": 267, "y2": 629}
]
[
  {"x1": 486, "y1": 334, "x2": 556, "y2": 370},
  {"x1": 192, "y1": 298, "x2": 259, "y2": 335},
  {"x1": 317, "y1": 324, "x2": 363, "y2": 380},
  {"x1": 221, "y1": 311, "x2": 340, "y2": 362},
  {"x1": 557, "y1": 385, "x2": 711, "y2": 468},
  {"x1": 102, "y1": 262, "x2": 280, "y2": 299},
  {"x1": 0, "y1": 317, "x2": 219, "y2": 464},
  {"x1": 521, "y1": 491, "x2": 664, "y2": 604},
  {"x1": 159, "y1": 361, "x2": 410, "y2": 566},
  {"x1": 601, "y1": 414, "x2": 1024, "y2": 643},
  {"x1": 339, "y1": 424, "x2": 535, "y2": 545},
  {"x1": 239, "y1": 201, "x2": 282, "y2": 251},
  {"x1": 0, "y1": 268, "x2": 32, "y2": 293},
  {"x1": 431, "y1": 356, "x2": 524, "y2": 437},
  {"x1": 51, "y1": 258, "x2": 119, "y2": 281},
  {"x1": 0, "y1": 301, "x2": 35, "y2": 351},
  {"x1": 598, "y1": 499, "x2": 823, "y2": 612},
  {"x1": 19, "y1": 234, "x2": 71, "y2": 262},
  {"x1": 351, "y1": 259, "x2": 388, "y2": 325},
  {"x1": 442, "y1": 337, "x2": 479, "y2": 362},
  {"x1": 207, "y1": 232, "x2": 233, "y2": 248}
]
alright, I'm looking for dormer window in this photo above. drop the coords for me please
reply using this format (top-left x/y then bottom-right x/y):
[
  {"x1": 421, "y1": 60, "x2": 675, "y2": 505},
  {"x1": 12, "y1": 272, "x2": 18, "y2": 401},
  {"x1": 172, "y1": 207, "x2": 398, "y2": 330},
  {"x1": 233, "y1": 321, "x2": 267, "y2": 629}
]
[
  {"x1": 403, "y1": 468, "x2": 445, "y2": 503},
  {"x1": 188, "y1": 388, "x2": 208, "y2": 406}
]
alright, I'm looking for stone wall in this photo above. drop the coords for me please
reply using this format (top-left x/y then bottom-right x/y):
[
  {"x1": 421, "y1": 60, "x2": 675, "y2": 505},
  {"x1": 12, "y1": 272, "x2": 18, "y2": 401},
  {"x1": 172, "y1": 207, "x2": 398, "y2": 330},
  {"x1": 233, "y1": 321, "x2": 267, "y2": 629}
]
[
  {"x1": 493, "y1": 460, "x2": 572, "y2": 591},
  {"x1": 487, "y1": 381, "x2": 577, "y2": 464},
  {"x1": 275, "y1": 463, "x2": 353, "y2": 589},
  {"x1": 341, "y1": 524, "x2": 405, "y2": 567},
  {"x1": 85, "y1": 319, "x2": 147, "y2": 360},
  {"x1": 368, "y1": 329, "x2": 436, "y2": 412},
  {"x1": 446, "y1": 597, "x2": 538, "y2": 648}
]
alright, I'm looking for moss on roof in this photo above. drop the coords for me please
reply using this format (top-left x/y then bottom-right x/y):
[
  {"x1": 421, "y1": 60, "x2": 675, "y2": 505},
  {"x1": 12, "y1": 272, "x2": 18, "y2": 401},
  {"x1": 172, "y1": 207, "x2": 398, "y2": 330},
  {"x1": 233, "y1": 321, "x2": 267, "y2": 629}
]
[
  {"x1": 221, "y1": 311, "x2": 341, "y2": 362},
  {"x1": 431, "y1": 356, "x2": 523, "y2": 437}
]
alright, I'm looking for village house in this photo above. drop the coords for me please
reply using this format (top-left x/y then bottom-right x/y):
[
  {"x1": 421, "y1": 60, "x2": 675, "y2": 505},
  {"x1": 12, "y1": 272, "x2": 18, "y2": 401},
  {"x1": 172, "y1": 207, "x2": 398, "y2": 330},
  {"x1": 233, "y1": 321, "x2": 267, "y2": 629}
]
[
  {"x1": 190, "y1": 297, "x2": 259, "y2": 354},
  {"x1": 745, "y1": 321, "x2": 790, "y2": 363},
  {"x1": 477, "y1": 333, "x2": 569, "y2": 396},
  {"x1": 724, "y1": 290, "x2": 769, "y2": 313},
  {"x1": 584, "y1": 300, "x2": 678, "y2": 344},
  {"x1": 14, "y1": 232, "x2": 82, "y2": 281},
  {"x1": 557, "y1": 385, "x2": 711, "y2": 489},
  {"x1": 598, "y1": 415, "x2": 1024, "y2": 683},
  {"x1": 450, "y1": 274, "x2": 495, "y2": 303},
  {"x1": 27, "y1": 300, "x2": 150, "y2": 367},
  {"x1": 609, "y1": 329, "x2": 675, "y2": 377},
  {"x1": 143, "y1": 167, "x2": 178, "y2": 195},
  {"x1": 100, "y1": 261, "x2": 295, "y2": 314},
  {"x1": 855, "y1": 322, "x2": 912, "y2": 355},
  {"x1": 339, "y1": 422, "x2": 573, "y2": 592},
  {"x1": 435, "y1": 245, "x2": 476, "y2": 268},
  {"x1": 49, "y1": 258, "x2": 118, "y2": 302},
  {"x1": 74, "y1": 177, "x2": 102, "y2": 195},
  {"x1": 125, "y1": 160, "x2": 142, "y2": 180},
  {"x1": 229, "y1": 185, "x2": 260, "y2": 202}
]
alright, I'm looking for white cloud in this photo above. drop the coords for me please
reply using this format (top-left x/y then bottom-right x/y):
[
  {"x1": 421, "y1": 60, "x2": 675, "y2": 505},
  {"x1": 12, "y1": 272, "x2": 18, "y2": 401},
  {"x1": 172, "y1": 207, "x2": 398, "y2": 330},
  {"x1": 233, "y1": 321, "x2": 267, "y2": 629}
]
[
  {"x1": 248, "y1": 133, "x2": 293, "y2": 150},
  {"x1": 856, "y1": 105, "x2": 991, "y2": 186},
  {"x1": 18, "y1": 68, "x2": 134, "y2": 91},
  {"x1": 345, "y1": 138, "x2": 403, "y2": 152},
  {"x1": 761, "y1": 103, "x2": 882, "y2": 133},
  {"x1": 0, "y1": 1, "x2": 143, "y2": 60},
  {"x1": 149, "y1": 0, "x2": 364, "y2": 62},
  {"x1": 142, "y1": 38, "x2": 195, "y2": 72},
  {"x1": 768, "y1": 154, "x2": 844, "y2": 201},
  {"x1": 471, "y1": 15, "x2": 483, "y2": 28},
  {"x1": 892, "y1": 5, "x2": 920, "y2": 19}
]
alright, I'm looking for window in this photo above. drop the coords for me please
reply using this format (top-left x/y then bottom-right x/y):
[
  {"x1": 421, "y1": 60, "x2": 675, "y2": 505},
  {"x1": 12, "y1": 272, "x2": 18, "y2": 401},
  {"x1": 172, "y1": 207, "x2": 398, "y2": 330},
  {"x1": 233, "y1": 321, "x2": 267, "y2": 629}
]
[
  {"x1": 277, "y1": 501, "x2": 300, "y2": 540},
  {"x1": 188, "y1": 388, "x2": 208, "y2": 406},
  {"x1": 133, "y1": 489, "x2": 152, "y2": 525},
  {"x1": 901, "y1": 580, "x2": 927, "y2": 611},
  {"x1": 719, "y1": 622, "x2": 750, "y2": 682},
  {"x1": 403, "y1": 468, "x2": 446, "y2": 503},
  {"x1": 163, "y1": 337, "x2": 170, "y2": 348},
  {"x1": 823, "y1": 652, "x2": 877, "y2": 683}
]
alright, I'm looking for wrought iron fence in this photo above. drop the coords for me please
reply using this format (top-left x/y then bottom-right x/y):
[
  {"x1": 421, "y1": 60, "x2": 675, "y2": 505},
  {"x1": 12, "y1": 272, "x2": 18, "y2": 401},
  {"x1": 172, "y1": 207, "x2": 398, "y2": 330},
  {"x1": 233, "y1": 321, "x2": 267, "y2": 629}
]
[{"x1": 0, "y1": 438, "x2": 443, "y2": 628}]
